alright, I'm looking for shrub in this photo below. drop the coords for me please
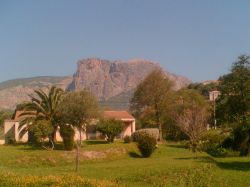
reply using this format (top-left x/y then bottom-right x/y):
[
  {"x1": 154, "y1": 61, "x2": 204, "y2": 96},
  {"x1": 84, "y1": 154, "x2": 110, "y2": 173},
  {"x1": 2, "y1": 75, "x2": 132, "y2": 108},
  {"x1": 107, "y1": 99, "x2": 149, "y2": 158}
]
[
  {"x1": 221, "y1": 135, "x2": 234, "y2": 149},
  {"x1": 29, "y1": 120, "x2": 53, "y2": 145},
  {"x1": 132, "y1": 128, "x2": 159, "y2": 142},
  {"x1": 6, "y1": 137, "x2": 16, "y2": 144},
  {"x1": 164, "y1": 122, "x2": 188, "y2": 141},
  {"x1": 201, "y1": 129, "x2": 229, "y2": 157},
  {"x1": 59, "y1": 125, "x2": 75, "y2": 151},
  {"x1": 137, "y1": 133, "x2": 157, "y2": 157},
  {"x1": 96, "y1": 118, "x2": 123, "y2": 143},
  {"x1": 123, "y1": 135, "x2": 131, "y2": 143}
]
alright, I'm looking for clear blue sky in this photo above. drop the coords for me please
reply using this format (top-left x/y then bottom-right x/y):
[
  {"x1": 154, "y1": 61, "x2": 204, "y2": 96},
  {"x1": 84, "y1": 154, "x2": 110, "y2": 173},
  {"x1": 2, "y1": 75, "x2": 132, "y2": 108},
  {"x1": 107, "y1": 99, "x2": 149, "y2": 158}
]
[{"x1": 0, "y1": 0, "x2": 250, "y2": 82}]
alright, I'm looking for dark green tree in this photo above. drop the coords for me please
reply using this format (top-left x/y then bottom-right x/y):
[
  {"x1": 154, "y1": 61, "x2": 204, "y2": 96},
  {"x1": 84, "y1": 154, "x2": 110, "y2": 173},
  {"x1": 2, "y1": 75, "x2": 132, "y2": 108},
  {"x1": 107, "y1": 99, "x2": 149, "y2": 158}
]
[
  {"x1": 130, "y1": 69, "x2": 174, "y2": 140},
  {"x1": 217, "y1": 55, "x2": 250, "y2": 155}
]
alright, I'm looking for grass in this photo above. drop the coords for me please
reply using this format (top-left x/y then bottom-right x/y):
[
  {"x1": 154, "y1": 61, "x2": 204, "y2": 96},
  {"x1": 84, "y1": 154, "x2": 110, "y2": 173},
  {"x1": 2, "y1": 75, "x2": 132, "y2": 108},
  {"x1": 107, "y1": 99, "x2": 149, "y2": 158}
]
[{"x1": 0, "y1": 141, "x2": 249, "y2": 186}]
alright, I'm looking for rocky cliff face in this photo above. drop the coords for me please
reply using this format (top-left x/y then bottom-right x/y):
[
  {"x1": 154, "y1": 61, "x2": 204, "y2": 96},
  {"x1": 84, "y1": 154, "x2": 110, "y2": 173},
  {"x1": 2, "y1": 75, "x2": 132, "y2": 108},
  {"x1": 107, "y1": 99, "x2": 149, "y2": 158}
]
[
  {"x1": 0, "y1": 58, "x2": 191, "y2": 110},
  {"x1": 68, "y1": 58, "x2": 191, "y2": 100}
]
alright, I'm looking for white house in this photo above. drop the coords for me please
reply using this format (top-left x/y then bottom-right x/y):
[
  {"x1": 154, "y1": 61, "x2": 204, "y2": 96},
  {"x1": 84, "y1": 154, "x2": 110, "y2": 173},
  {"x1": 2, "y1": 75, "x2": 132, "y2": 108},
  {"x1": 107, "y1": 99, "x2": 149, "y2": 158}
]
[{"x1": 3, "y1": 110, "x2": 136, "y2": 143}]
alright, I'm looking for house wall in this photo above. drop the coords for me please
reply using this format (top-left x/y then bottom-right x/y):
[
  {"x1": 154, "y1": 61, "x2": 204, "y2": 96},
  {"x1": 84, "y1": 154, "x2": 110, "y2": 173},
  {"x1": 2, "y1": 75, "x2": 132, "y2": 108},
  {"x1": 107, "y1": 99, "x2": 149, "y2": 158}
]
[
  {"x1": 119, "y1": 119, "x2": 136, "y2": 138},
  {"x1": 4, "y1": 120, "x2": 28, "y2": 143},
  {"x1": 4, "y1": 118, "x2": 136, "y2": 143}
]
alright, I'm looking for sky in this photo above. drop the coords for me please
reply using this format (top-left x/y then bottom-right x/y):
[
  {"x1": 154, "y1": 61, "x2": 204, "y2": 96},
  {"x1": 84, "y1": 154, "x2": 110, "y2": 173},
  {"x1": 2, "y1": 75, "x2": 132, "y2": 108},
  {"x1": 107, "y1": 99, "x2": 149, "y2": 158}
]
[{"x1": 0, "y1": 0, "x2": 250, "y2": 82}]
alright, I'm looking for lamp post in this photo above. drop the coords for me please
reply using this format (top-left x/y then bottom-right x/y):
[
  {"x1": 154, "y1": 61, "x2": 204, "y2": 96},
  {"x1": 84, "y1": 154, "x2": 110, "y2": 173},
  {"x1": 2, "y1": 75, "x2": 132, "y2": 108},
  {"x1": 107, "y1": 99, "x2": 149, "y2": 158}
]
[{"x1": 209, "y1": 91, "x2": 220, "y2": 129}]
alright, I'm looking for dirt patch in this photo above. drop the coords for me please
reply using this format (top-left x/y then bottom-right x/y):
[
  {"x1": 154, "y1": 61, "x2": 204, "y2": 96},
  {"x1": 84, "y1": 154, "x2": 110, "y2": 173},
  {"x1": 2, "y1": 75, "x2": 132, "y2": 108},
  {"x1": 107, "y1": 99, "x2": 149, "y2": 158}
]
[{"x1": 80, "y1": 147, "x2": 127, "y2": 160}]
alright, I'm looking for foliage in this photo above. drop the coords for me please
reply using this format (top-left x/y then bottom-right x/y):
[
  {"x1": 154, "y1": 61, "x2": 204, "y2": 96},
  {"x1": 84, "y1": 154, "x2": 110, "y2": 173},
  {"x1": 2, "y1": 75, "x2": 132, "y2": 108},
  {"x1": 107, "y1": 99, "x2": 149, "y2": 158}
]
[
  {"x1": 220, "y1": 123, "x2": 250, "y2": 156},
  {"x1": 201, "y1": 129, "x2": 229, "y2": 157},
  {"x1": 0, "y1": 110, "x2": 13, "y2": 139},
  {"x1": 217, "y1": 55, "x2": 250, "y2": 125},
  {"x1": 187, "y1": 82, "x2": 219, "y2": 98},
  {"x1": 137, "y1": 133, "x2": 156, "y2": 157},
  {"x1": 59, "y1": 125, "x2": 75, "y2": 151},
  {"x1": 132, "y1": 128, "x2": 159, "y2": 142},
  {"x1": 96, "y1": 118, "x2": 123, "y2": 143},
  {"x1": 130, "y1": 69, "x2": 174, "y2": 140},
  {"x1": 123, "y1": 135, "x2": 131, "y2": 143},
  {"x1": 28, "y1": 120, "x2": 53, "y2": 145},
  {"x1": 217, "y1": 55, "x2": 250, "y2": 155},
  {"x1": 58, "y1": 90, "x2": 99, "y2": 143},
  {"x1": 18, "y1": 86, "x2": 64, "y2": 149},
  {"x1": 173, "y1": 89, "x2": 210, "y2": 152},
  {"x1": 164, "y1": 121, "x2": 188, "y2": 141},
  {"x1": 0, "y1": 110, "x2": 13, "y2": 126}
]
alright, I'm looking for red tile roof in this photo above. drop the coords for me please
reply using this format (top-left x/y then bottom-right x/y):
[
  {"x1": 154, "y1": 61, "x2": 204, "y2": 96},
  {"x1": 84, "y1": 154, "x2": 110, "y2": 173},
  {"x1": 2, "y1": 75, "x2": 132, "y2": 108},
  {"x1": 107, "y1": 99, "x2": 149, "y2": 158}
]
[{"x1": 103, "y1": 111, "x2": 135, "y2": 120}]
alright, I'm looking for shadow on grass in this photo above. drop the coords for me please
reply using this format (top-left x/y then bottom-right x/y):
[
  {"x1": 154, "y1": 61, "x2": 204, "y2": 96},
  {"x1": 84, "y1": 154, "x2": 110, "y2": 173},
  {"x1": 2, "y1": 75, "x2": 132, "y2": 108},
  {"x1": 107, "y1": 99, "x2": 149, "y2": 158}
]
[
  {"x1": 84, "y1": 140, "x2": 108, "y2": 145},
  {"x1": 177, "y1": 155, "x2": 250, "y2": 171},
  {"x1": 215, "y1": 161, "x2": 250, "y2": 171},
  {"x1": 175, "y1": 156, "x2": 213, "y2": 162},
  {"x1": 166, "y1": 144, "x2": 187, "y2": 149},
  {"x1": 13, "y1": 142, "x2": 65, "y2": 151},
  {"x1": 128, "y1": 151, "x2": 142, "y2": 158}
]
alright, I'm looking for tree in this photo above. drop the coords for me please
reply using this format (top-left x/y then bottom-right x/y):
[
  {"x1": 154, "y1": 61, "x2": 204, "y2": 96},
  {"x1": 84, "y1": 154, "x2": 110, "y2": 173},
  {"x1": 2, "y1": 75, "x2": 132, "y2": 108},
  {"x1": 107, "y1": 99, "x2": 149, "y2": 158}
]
[
  {"x1": 96, "y1": 118, "x2": 123, "y2": 143},
  {"x1": 19, "y1": 86, "x2": 64, "y2": 149},
  {"x1": 57, "y1": 89, "x2": 99, "y2": 172},
  {"x1": 130, "y1": 69, "x2": 174, "y2": 140},
  {"x1": 58, "y1": 90, "x2": 99, "y2": 144},
  {"x1": 217, "y1": 55, "x2": 250, "y2": 155},
  {"x1": 173, "y1": 89, "x2": 210, "y2": 152},
  {"x1": 217, "y1": 55, "x2": 250, "y2": 125}
]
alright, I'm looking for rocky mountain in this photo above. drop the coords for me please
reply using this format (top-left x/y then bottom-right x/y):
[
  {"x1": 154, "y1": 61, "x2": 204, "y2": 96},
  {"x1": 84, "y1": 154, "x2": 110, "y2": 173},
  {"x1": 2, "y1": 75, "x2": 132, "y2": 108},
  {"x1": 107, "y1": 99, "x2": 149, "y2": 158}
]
[
  {"x1": 0, "y1": 58, "x2": 191, "y2": 110},
  {"x1": 69, "y1": 58, "x2": 191, "y2": 100}
]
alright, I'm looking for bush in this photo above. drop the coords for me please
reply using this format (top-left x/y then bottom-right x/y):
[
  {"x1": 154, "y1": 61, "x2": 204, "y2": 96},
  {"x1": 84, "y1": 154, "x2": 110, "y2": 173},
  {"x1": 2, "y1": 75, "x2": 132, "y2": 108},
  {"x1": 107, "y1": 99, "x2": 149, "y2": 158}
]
[
  {"x1": 132, "y1": 128, "x2": 159, "y2": 142},
  {"x1": 201, "y1": 129, "x2": 229, "y2": 157},
  {"x1": 59, "y1": 125, "x2": 75, "y2": 151},
  {"x1": 164, "y1": 123, "x2": 188, "y2": 141},
  {"x1": 123, "y1": 135, "x2": 131, "y2": 143},
  {"x1": 137, "y1": 133, "x2": 157, "y2": 157},
  {"x1": 96, "y1": 118, "x2": 123, "y2": 143},
  {"x1": 29, "y1": 120, "x2": 53, "y2": 145},
  {"x1": 221, "y1": 135, "x2": 234, "y2": 149},
  {"x1": 6, "y1": 137, "x2": 16, "y2": 144}
]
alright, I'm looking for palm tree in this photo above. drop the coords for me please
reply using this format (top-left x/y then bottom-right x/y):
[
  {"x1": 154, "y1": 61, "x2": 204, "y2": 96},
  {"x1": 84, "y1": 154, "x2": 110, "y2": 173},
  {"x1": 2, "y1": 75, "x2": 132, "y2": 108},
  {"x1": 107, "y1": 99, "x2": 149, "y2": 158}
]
[{"x1": 19, "y1": 86, "x2": 64, "y2": 149}]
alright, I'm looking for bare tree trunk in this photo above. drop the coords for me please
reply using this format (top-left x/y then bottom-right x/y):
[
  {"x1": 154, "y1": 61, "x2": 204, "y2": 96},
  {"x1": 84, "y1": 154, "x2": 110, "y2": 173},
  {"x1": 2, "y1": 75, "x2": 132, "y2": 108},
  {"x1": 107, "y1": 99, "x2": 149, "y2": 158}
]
[
  {"x1": 79, "y1": 129, "x2": 82, "y2": 145},
  {"x1": 50, "y1": 138, "x2": 54, "y2": 150},
  {"x1": 159, "y1": 123, "x2": 163, "y2": 141},
  {"x1": 75, "y1": 142, "x2": 79, "y2": 172},
  {"x1": 248, "y1": 129, "x2": 250, "y2": 156}
]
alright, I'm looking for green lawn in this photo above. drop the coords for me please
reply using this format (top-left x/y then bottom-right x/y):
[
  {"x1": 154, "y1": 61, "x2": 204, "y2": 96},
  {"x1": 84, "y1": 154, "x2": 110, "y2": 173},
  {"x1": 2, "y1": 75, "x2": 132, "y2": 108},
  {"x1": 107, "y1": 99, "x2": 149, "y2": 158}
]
[{"x1": 0, "y1": 141, "x2": 249, "y2": 187}]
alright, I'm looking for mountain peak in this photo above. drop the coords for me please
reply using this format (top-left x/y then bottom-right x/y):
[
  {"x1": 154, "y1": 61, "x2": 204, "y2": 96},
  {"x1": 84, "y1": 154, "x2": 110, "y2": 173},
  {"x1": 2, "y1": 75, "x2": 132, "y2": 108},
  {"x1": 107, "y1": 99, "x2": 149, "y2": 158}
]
[{"x1": 69, "y1": 58, "x2": 191, "y2": 100}]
